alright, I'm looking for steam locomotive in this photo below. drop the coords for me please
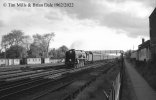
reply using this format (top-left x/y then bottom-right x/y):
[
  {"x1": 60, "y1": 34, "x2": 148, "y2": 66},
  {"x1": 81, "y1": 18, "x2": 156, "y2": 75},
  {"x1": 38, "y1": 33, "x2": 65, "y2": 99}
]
[
  {"x1": 65, "y1": 49, "x2": 115, "y2": 68},
  {"x1": 65, "y1": 49, "x2": 86, "y2": 68}
]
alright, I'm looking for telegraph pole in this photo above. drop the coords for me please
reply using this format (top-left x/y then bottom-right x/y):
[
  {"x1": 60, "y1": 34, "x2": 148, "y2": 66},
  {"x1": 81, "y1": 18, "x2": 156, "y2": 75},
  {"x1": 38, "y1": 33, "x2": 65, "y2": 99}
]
[{"x1": 4, "y1": 45, "x2": 6, "y2": 66}]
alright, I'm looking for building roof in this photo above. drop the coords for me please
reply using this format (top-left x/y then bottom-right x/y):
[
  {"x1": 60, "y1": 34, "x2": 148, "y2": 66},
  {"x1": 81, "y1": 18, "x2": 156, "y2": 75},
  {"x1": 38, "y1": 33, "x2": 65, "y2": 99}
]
[
  {"x1": 149, "y1": 8, "x2": 156, "y2": 18},
  {"x1": 138, "y1": 40, "x2": 150, "y2": 50}
]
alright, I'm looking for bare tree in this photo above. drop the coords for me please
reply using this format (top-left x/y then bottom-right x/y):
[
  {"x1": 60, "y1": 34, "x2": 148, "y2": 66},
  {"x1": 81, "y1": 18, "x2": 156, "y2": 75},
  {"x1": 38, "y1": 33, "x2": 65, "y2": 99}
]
[
  {"x1": 32, "y1": 33, "x2": 55, "y2": 58},
  {"x1": 22, "y1": 35, "x2": 33, "y2": 50},
  {"x1": 44, "y1": 33, "x2": 55, "y2": 57}
]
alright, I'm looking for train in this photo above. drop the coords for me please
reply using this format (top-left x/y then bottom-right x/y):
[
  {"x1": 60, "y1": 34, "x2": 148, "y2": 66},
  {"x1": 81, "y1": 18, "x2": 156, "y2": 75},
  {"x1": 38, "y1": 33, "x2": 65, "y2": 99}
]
[
  {"x1": 65, "y1": 49, "x2": 117, "y2": 68},
  {"x1": 0, "y1": 49, "x2": 118, "y2": 68}
]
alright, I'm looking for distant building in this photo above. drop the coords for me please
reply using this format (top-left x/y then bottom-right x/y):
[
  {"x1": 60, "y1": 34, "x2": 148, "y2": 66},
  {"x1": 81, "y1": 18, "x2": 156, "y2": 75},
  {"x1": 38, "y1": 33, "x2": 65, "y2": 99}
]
[
  {"x1": 0, "y1": 59, "x2": 20, "y2": 67},
  {"x1": 130, "y1": 50, "x2": 138, "y2": 60},
  {"x1": 44, "y1": 58, "x2": 50, "y2": 64},
  {"x1": 138, "y1": 39, "x2": 151, "y2": 61},
  {"x1": 149, "y1": 7, "x2": 156, "y2": 60},
  {"x1": 27, "y1": 58, "x2": 41, "y2": 64}
]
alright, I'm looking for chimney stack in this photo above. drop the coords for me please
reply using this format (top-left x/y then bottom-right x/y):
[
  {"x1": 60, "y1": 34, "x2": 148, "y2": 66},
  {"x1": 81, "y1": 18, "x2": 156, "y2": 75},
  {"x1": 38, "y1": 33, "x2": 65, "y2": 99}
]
[{"x1": 142, "y1": 38, "x2": 145, "y2": 44}]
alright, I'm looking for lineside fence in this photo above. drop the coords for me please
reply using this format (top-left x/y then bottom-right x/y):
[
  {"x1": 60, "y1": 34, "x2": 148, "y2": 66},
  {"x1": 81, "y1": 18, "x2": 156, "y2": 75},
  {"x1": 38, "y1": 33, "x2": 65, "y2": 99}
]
[{"x1": 104, "y1": 53, "x2": 124, "y2": 100}]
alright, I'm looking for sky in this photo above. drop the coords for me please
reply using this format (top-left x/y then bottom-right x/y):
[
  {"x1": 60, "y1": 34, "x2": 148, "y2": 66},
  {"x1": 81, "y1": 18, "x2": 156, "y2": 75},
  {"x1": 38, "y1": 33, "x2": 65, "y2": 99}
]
[{"x1": 0, "y1": 0, "x2": 155, "y2": 51}]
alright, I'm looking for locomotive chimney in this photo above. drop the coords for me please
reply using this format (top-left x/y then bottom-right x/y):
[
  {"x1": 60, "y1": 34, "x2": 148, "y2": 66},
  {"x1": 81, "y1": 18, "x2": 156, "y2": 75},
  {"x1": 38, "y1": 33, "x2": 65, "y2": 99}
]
[{"x1": 142, "y1": 38, "x2": 145, "y2": 44}]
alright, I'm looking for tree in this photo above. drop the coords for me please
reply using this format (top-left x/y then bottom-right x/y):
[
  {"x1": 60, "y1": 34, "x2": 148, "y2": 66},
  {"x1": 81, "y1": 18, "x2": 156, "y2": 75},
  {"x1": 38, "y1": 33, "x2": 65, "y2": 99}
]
[
  {"x1": 27, "y1": 43, "x2": 43, "y2": 58},
  {"x1": 10, "y1": 30, "x2": 25, "y2": 45},
  {"x1": 44, "y1": 33, "x2": 55, "y2": 57},
  {"x1": 1, "y1": 34, "x2": 12, "y2": 50},
  {"x1": 22, "y1": 35, "x2": 33, "y2": 50},
  {"x1": 57, "y1": 45, "x2": 68, "y2": 58},
  {"x1": 49, "y1": 45, "x2": 68, "y2": 59},
  {"x1": 0, "y1": 52, "x2": 5, "y2": 58},
  {"x1": 58, "y1": 45, "x2": 69, "y2": 53},
  {"x1": 1, "y1": 30, "x2": 30, "y2": 59},
  {"x1": 49, "y1": 48, "x2": 58, "y2": 58},
  {"x1": 6, "y1": 45, "x2": 27, "y2": 58},
  {"x1": 1, "y1": 30, "x2": 29, "y2": 50},
  {"x1": 33, "y1": 33, "x2": 55, "y2": 58}
]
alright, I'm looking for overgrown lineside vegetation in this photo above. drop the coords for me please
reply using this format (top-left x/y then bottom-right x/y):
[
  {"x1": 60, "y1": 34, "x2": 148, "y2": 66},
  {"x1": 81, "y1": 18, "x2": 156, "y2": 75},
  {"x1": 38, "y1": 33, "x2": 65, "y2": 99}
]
[
  {"x1": 75, "y1": 60, "x2": 120, "y2": 100},
  {"x1": 134, "y1": 61, "x2": 156, "y2": 91},
  {"x1": 121, "y1": 63, "x2": 137, "y2": 100}
]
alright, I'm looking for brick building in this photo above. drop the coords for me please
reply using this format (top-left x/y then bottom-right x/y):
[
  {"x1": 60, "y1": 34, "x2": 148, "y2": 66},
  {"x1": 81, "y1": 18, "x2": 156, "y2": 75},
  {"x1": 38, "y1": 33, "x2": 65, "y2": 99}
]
[
  {"x1": 149, "y1": 8, "x2": 156, "y2": 60},
  {"x1": 138, "y1": 39, "x2": 151, "y2": 61}
]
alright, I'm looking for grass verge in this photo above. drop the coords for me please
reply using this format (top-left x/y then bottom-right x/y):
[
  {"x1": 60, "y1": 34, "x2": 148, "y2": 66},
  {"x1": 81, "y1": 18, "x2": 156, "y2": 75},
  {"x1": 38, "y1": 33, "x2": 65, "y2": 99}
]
[
  {"x1": 74, "y1": 63, "x2": 120, "y2": 100},
  {"x1": 121, "y1": 64, "x2": 137, "y2": 100},
  {"x1": 132, "y1": 60, "x2": 156, "y2": 91}
]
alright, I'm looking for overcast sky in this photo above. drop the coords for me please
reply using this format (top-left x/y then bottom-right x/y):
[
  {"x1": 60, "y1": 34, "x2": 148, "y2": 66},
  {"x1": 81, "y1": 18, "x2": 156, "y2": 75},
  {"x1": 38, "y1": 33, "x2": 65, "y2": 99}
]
[{"x1": 0, "y1": 0, "x2": 155, "y2": 51}]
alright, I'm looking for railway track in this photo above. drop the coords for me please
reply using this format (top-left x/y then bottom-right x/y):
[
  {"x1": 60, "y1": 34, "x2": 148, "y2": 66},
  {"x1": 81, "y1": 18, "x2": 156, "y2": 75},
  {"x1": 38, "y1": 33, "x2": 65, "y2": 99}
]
[
  {"x1": 0, "y1": 63, "x2": 64, "y2": 72},
  {"x1": 62, "y1": 66, "x2": 112, "y2": 100},
  {"x1": 0, "y1": 64, "x2": 65, "y2": 77},
  {"x1": 0, "y1": 68, "x2": 67, "y2": 90},
  {"x1": 0, "y1": 69, "x2": 65, "y2": 89},
  {"x1": 27, "y1": 62, "x2": 113, "y2": 100},
  {"x1": 0, "y1": 65, "x2": 66, "y2": 83},
  {"x1": 30, "y1": 81, "x2": 75, "y2": 100},
  {"x1": 0, "y1": 61, "x2": 110, "y2": 100},
  {"x1": 0, "y1": 70, "x2": 68, "y2": 100},
  {"x1": 0, "y1": 70, "x2": 22, "y2": 76}
]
